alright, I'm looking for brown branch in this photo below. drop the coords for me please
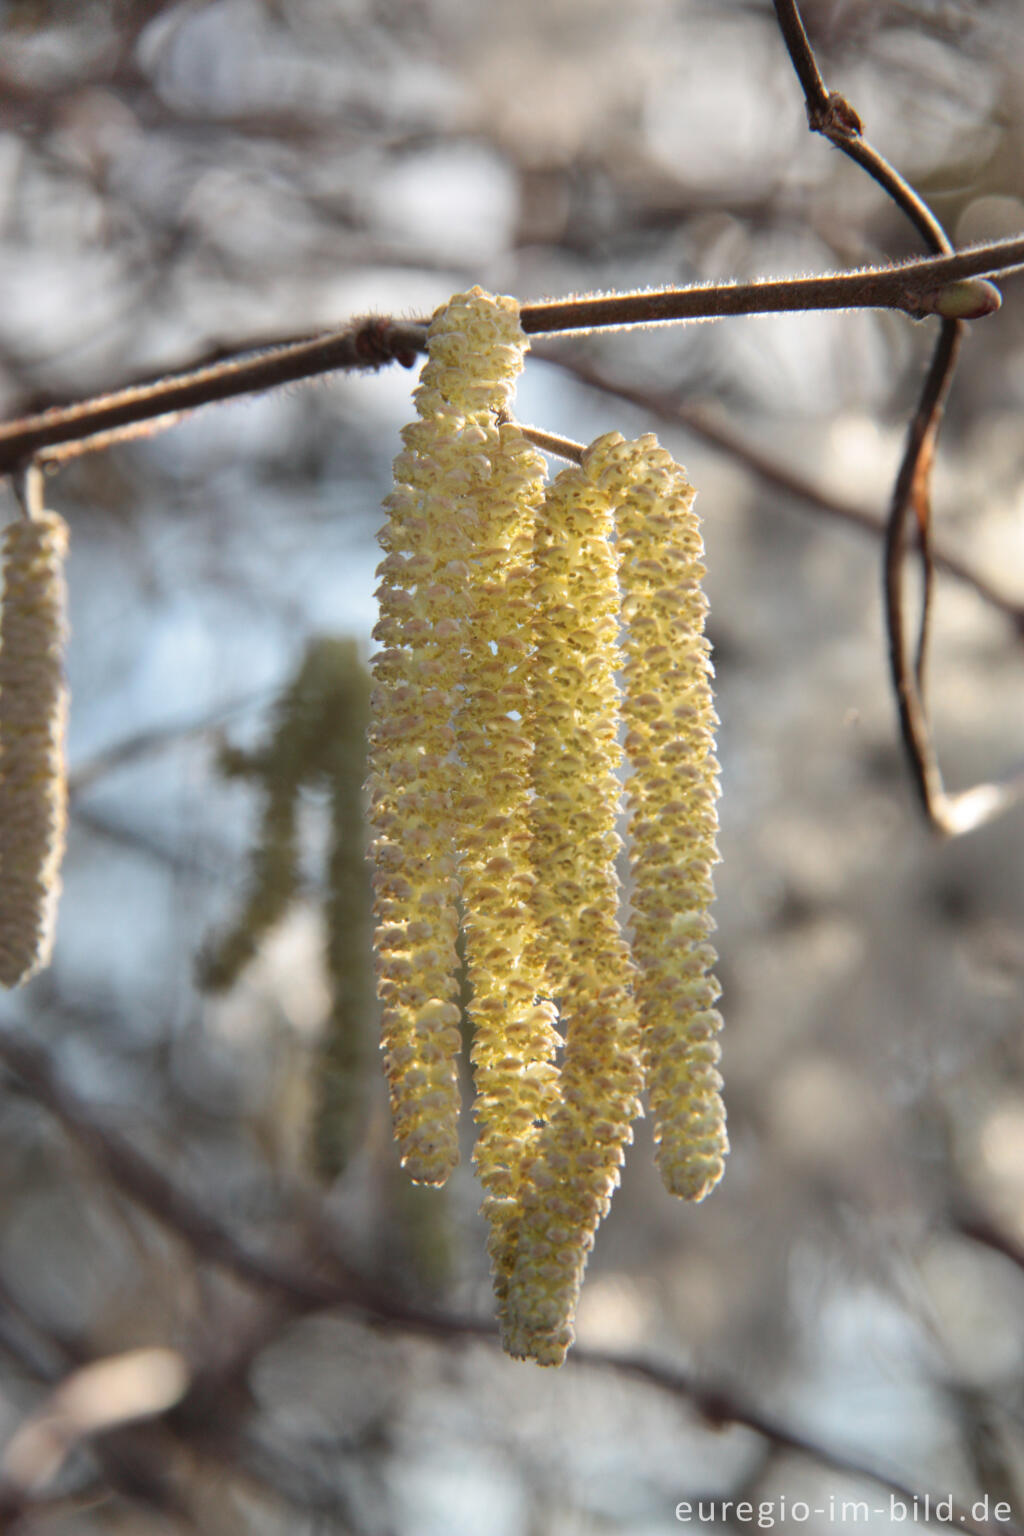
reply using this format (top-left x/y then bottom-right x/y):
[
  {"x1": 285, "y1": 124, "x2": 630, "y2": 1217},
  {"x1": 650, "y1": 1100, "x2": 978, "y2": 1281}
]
[
  {"x1": 545, "y1": 353, "x2": 1024, "y2": 632},
  {"x1": 565, "y1": 1348, "x2": 1012, "y2": 1536},
  {"x1": 0, "y1": 319, "x2": 427, "y2": 475},
  {"x1": 517, "y1": 245, "x2": 1010, "y2": 337},
  {"x1": 0, "y1": 1027, "x2": 369, "y2": 1315},
  {"x1": 67, "y1": 689, "x2": 274, "y2": 796},
  {"x1": 772, "y1": 0, "x2": 1023, "y2": 835},
  {"x1": 771, "y1": 0, "x2": 952, "y2": 255},
  {"x1": 953, "y1": 1202, "x2": 1024, "y2": 1279},
  {"x1": 0, "y1": 245, "x2": 1015, "y2": 476}
]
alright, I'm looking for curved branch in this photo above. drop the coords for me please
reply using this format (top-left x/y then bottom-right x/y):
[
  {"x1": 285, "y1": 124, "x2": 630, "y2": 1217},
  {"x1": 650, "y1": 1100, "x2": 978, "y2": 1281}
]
[
  {"x1": 772, "y1": 0, "x2": 952, "y2": 255},
  {"x1": 772, "y1": 0, "x2": 1023, "y2": 835}
]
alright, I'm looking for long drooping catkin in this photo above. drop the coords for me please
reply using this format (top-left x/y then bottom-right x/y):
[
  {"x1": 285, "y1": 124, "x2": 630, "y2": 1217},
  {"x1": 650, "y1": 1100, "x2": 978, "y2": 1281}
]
[
  {"x1": 587, "y1": 432, "x2": 727, "y2": 1202},
  {"x1": 456, "y1": 419, "x2": 562, "y2": 1330},
  {"x1": 196, "y1": 639, "x2": 347, "y2": 994},
  {"x1": 368, "y1": 287, "x2": 537, "y2": 1186},
  {"x1": 370, "y1": 286, "x2": 728, "y2": 1364},
  {"x1": 501, "y1": 462, "x2": 643, "y2": 1367},
  {"x1": 0, "y1": 513, "x2": 70, "y2": 988}
]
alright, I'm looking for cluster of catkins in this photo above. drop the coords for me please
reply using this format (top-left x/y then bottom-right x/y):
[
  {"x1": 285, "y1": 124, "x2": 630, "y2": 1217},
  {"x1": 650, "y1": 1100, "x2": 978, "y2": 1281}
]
[
  {"x1": 0, "y1": 511, "x2": 70, "y2": 990},
  {"x1": 196, "y1": 636, "x2": 375, "y2": 1180},
  {"x1": 368, "y1": 287, "x2": 726, "y2": 1365}
]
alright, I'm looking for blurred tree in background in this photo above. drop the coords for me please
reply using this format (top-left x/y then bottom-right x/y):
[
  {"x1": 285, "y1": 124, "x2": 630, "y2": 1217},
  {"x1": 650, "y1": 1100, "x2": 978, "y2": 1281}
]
[{"x1": 1, "y1": 1, "x2": 1024, "y2": 1531}]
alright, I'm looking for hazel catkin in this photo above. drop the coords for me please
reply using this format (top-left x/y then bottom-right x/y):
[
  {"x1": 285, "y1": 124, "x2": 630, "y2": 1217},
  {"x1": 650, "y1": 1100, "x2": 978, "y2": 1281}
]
[
  {"x1": 587, "y1": 431, "x2": 728, "y2": 1202},
  {"x1": 370, "y1": 288, "x2": 728, "y2": 1364},
  {"x1": 0, "y1": 512, "x2": 70, "y2": 988},
  {"x1": 368, "y1": 287, "x2": 537, "y2": 1187}
]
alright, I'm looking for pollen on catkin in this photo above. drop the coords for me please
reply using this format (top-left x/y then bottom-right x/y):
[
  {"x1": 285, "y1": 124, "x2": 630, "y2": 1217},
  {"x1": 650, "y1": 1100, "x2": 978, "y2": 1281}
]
[
  {"x1": 586, "y1": 431, "x2": 727, "y2": 1202},
  {"x1": 0, "y1": 512, "x2": 70, "y2": 989},
  {"x1": 370, "y1": 286, "x2": 728, "y2": 1365},
  {"x1": 456, "y1": 419, "x2": 563, "y2": 1329},
  {"x1": 500, "y1": 461, "x2": 643, "y2": 1366},
  {"x1": 368, "y1": 287, "x2": 535, "y2": 1187}
]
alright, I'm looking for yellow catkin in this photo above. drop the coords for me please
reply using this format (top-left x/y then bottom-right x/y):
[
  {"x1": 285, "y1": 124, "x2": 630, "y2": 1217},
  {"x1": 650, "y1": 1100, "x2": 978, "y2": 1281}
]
[
  {"x1": 368, "y1": 287, "x2": 531, "y2": 1186},
  {"x1": 456, "y1": 419, "x2": 563, "y2": 1326},
  {"x1": 501, "y1": 462, "x2": 644, "y2": 1367},
  {"x1": 0, "y1": 512, "x2": 70, "y2": 988},
  {"x1": 587, "y1": 431, "x2": 727, "y2": 1202}
]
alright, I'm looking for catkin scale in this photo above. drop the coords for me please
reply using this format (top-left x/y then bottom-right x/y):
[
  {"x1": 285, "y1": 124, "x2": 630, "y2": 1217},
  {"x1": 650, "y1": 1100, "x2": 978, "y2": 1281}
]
[{"x1": 0, "y1": 513, "x2": 70, "y2": 988}]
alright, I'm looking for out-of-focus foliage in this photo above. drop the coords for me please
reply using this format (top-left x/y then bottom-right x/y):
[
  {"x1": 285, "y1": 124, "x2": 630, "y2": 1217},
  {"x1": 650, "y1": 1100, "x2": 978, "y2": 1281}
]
[{"x1": 0, "y1": 2, "x2": 1023, "y2": 1532}]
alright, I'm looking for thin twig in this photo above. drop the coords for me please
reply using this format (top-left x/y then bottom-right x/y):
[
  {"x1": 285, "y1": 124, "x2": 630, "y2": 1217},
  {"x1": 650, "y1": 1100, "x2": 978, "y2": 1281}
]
[
  {"x1": 545, "y1": 353, "x2": 1024, "y2": 631},
  {"x1": 0, "y1": 318, "x2": 428, "y2": 475},
  {"x1": 564, "y1": 1349, "x2": 1012, "y2": 1536},
  {"x1": 0, "y1": 1027, "x2": 368, "y2": 1314},
  {"x1": 0, "y1": 245, "x2": 1015, "y2": 476},
  {"x1": 772, "y1": 0, "x2": 1022, "y2": 835},
  {"x1": 773, "y1": 0, "x2": 951, "y2": 702},
  {"x1": 516, "y1": 423, "x2": 585, "y2": 465},
  {"x1": 68, "y1": 689, "x2": 275, "y2": 796},
  {"x1": 953, "y1": 1202, "x2": 1024, "y2": 1279},
  {"x1": 771, "y1": 0, "x2": 952, "y2": 254}
]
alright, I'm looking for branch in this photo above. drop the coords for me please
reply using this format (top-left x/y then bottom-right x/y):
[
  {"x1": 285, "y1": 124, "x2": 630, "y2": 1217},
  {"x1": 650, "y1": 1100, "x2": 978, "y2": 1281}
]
[
  {"x1": 0, "y1": 1026, "x2": 369, "y2": 1315},
  {"x1": 67, "y1": 689, "x2": 274, "y2": 796},
  {"x1": 566, "y1": 1349, "x2": 1010, "y2": 1536},
  {"x1": 0, "y1": 318, "x2": 428, "y2": 475},
  {"x1": 771, "y1": 0, "x2": 952, "y2": 254},
  {"x1": 544, "y1": 353, "x2": 1024, "y2": 631},
  {"x1": 772, "y1": 0, "x2": 1023, "y2": 835},
  {"x1": 518, "y1": 248, "x2": 1005, "y2": 336},
  {"x1": 0, "y1": 246, "x2": 1015, "y2": 475}
]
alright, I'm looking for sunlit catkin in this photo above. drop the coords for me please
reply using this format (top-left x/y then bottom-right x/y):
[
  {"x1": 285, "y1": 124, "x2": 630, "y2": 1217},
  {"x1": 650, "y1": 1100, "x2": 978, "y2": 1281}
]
[
  {"x1": 501, "y1": 462, "x2": 643, "y2": 1367},
  {"x1": 0, "y1": 513, "x2": 70, "y2": 988},
  {"x1": 368, "y1": 287, "x2": 532, "y2": 1185},
  {"x1": 370, "y1": 290, "x2": 728, "y2": 1361},
  {"x1": 455, "y1": 419, "x2": 562, "y2": 1326},
  {"x1": 587, "y1": 432, "x2": 727, "y2": 1202}
]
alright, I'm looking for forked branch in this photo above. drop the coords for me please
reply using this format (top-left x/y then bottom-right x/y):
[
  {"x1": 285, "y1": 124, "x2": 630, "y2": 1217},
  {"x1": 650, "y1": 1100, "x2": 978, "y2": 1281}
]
[{"x1": 773, "y1": 0, "x2": 1024, "y2": 836}]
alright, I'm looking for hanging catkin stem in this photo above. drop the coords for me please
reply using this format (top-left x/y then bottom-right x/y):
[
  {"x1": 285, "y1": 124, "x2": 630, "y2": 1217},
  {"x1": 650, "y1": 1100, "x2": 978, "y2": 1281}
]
[
  {"x1": 0, "y1": 512, "x2": 70, "y2": 988},
  {"x1": 588, "y1": 432, "x2": 728, "y2": 1201}
]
